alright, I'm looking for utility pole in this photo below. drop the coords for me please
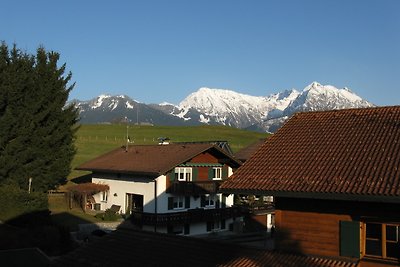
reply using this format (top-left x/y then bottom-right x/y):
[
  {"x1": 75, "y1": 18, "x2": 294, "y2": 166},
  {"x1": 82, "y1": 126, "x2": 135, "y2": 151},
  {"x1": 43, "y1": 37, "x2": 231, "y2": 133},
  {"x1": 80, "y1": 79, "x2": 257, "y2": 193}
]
[{"x1": 28, "y1": 177, "x2": 32, "y2": 193}]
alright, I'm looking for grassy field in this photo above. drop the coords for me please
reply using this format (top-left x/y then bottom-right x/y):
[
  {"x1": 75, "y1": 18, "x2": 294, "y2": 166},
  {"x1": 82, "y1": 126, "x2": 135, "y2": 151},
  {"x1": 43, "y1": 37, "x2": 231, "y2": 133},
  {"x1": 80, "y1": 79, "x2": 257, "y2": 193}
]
[{"x1": 70, "y1": 124, "x2": 269, "y2": 181}]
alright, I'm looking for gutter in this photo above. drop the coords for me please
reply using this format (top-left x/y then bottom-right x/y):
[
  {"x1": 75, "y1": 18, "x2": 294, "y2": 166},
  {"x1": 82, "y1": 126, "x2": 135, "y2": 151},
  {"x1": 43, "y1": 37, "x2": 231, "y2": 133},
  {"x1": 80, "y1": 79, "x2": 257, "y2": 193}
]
[
  {"x1": 154, "y1": 178, "x2": 157, "y2": 232},
  {"x1": 219, "y1": 189, "x2": 400, "y2": 204}
]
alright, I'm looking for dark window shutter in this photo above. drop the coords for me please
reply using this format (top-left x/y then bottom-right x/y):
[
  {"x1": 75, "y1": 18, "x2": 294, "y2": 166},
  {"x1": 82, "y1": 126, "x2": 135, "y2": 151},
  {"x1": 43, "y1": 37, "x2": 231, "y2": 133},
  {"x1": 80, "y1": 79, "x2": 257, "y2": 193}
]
[
  {"x1": 207, "y1": 221, "x2": 212, "y2": 232},
  {"x1": 192, "y1": 168, "x2": 198, "y2": 181},
  {"x1": 168, "y1": 197, "x2": 174, "y2": 210},
  {"x1": 185, "y1": 196, "x2": 190, "y2": 208},
  {"x1": 340, "y1": 221, "x2": 360, "y2": 258},
  {"x1": 222, "y1": 166, "x2": 228, "y2": 179},
  {"x1": 221, "y1": 219, "x2": 226, "y2": 230},
  {"x1": 216, "y1": 197, "x2": 220, "y2": 209},
  {"x1": 201, "y1": 195, "x2": 206, "y2": 207},
  {"x1": 167, "y1": 225, "x2": 173, "y2": 234},
  {"x1": 208, "y1": 168, "x2": 214, "y2": 180},
  {"x1": 169, "y1": 169, "x2": 175, "y2": 182},
  {"x1": 221, "y1": 195, "x2": 226, "y2": 208},
  {"x1": 184, "y1": 224, "x2": 190, "y2": 235}
]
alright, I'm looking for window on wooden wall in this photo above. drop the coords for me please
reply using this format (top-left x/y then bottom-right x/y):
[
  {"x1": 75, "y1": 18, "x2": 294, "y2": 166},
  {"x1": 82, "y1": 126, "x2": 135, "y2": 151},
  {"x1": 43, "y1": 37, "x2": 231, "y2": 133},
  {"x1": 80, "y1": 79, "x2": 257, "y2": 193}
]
[
  {"x1": 175, "y1": 167, "x2": 192, "y2": 181},
  {"x1": 364, "y1": 222, "x2": 400, "y2": 260},
  {"x1": 212, "y1": 167, "x2": 222, "y2": 180}
]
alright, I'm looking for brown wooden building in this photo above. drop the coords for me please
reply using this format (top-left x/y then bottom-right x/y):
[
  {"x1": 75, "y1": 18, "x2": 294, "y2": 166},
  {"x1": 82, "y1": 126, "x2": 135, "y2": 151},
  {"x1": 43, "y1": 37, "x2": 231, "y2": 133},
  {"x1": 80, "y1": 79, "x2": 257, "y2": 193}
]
[{"x1": 220, "y1": 106, "x2": 400, "y2": 267}]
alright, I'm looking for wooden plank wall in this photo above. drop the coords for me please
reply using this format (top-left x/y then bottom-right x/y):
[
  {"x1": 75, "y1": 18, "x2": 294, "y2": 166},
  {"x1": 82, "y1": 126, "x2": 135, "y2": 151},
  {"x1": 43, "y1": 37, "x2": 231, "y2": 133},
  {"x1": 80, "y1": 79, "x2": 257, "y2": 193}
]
[
  {"x1": 276, "y1": 209, "x2": 351, "y2": 257},
  {"x1": 275, "y1": 197, "x2": 400, "y2": 258}
]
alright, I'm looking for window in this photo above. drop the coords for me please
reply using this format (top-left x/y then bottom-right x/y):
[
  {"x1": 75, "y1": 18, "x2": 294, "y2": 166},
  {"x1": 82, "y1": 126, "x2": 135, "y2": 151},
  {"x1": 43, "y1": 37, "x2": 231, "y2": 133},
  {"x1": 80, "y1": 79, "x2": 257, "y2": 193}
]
[
  {"x1": 212, "y1": 167, "x2": 222, "y2": 180},
  {"x1": 101, "y1": 191, "x2": 108, "y2": 202},
  {"x1": 204, "y1": 195, "x2": 215, "y2": 207},
  {"x1": 201, "y1": 194, "x2": 220, "y2": 208},
  {"x1": 168, "y1": 196, "x2": 189, "y2": 210},
  {"x1": 168, "y1": 224, "x2": 183, "y2": 235},
  {"x1": 173, "y1": 196, "x2": 184, "y2": 209},
  {"x1": 207, "y1": 220, "x2": 224, "y2": 232},
  {"x1": 167, "y1": 224, "x2": 190, "y2": 235},
  {"x1": 365, "y1": 222, "x2": 400, "y2": 260},
  {"x1": 175, "y1": 167, "x2": 192, "y2": 181}
]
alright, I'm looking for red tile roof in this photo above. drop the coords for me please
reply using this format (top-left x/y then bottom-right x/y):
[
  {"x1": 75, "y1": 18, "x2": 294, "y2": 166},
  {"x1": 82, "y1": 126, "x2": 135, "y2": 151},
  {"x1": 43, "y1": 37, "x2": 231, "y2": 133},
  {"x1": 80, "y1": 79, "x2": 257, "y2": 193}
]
[
  {"x1": 220, "y1": 106, "x2": 400, "y2": 202},
  {"x1": 52, "y1": 227, "x2": 358, "y2": 267},
  {"x1": 77, "y1": 143, "x2": 241, "y2": 176},
  {"x1": 234, "y1": 138, "x2": 267, "y2": 162}
]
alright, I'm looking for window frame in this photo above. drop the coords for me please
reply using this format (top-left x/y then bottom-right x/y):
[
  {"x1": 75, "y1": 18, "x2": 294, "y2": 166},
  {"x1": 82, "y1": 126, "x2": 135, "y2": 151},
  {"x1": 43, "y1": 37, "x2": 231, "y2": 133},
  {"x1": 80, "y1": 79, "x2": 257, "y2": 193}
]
[
  {"x1": 204, "y1": 194, "x2": 215, "y2": 208},
  {"x1": 173, "y1": 196, "x2": 184, "y2": 210},
  {"x1": 212, "y1": 167, "x2": 222, "y2": 180},
  {"x1": 363, "y1": 222, "x2": 400, "y2": 261},
  {"x1": 207, "y1": 220, "x2": 223, "y2": 232},
  {"x1": 175, "y1": 167, "x2": 192, "y2": 182},
  {"x1": 101, "y1": 191, "x2": 108, "y2": 202}
]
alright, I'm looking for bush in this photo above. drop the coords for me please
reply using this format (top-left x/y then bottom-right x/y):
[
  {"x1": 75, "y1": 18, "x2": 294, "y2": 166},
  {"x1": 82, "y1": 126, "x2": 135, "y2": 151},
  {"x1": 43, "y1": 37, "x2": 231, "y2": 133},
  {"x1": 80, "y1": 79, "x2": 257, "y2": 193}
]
[
  {"x1": 0, "y1": 184, "x2": 48, "y2": 222},
  {"x1": 94, "y1": 208, "x2": 119, "y2": 221}
]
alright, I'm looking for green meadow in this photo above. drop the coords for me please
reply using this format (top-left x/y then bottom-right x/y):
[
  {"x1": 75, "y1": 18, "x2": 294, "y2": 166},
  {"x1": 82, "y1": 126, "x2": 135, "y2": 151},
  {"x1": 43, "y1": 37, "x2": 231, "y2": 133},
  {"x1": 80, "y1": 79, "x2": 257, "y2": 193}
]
[{"x1": 70, "y1": 124, "x2": 269, "y2": 181}]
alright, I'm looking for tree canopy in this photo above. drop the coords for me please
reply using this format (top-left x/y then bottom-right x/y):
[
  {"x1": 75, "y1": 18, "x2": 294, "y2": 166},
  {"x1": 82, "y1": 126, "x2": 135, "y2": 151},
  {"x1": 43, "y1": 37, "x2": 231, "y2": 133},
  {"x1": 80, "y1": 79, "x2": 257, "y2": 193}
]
[{"x1": 0, "y1": 42, "x2": 78, "y2": 191}]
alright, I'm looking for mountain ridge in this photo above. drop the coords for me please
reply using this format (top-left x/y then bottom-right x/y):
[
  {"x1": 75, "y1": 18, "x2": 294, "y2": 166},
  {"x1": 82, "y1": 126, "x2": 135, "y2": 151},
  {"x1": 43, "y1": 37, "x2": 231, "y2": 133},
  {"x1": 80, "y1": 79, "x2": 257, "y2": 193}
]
[{"x1": 68, "y1": 82, "x2": 374, "y2": 132}]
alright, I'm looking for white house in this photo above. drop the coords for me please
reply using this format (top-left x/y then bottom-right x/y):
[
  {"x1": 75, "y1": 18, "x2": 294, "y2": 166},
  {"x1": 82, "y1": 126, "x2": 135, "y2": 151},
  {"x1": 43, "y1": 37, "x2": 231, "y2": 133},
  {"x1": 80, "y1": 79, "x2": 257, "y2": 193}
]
[{"x1": 77, "y1": 142, "x2": 243, "y2": 236}]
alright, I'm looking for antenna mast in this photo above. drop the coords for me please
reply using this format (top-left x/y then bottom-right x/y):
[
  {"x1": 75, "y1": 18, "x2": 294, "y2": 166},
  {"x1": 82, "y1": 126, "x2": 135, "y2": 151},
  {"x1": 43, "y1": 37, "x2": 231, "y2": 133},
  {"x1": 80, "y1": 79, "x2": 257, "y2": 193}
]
[{"x1": 125, "y1": 116, "x2": 129, "y2": 152}]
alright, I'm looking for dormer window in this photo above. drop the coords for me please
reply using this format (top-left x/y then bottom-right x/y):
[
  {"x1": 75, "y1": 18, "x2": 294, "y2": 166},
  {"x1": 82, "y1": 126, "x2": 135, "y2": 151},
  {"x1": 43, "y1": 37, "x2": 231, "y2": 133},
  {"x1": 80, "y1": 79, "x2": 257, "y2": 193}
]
[{"x1": 175, "y1": 167, "x2": 192, "y2": 181}]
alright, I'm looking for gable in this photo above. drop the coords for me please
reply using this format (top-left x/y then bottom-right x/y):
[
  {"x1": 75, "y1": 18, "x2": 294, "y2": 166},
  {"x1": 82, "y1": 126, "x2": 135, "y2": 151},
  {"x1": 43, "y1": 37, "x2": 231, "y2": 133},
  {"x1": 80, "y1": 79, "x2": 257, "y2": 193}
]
[{"x1": 190, "y1": 151, "x2": 219, "y2": 163}]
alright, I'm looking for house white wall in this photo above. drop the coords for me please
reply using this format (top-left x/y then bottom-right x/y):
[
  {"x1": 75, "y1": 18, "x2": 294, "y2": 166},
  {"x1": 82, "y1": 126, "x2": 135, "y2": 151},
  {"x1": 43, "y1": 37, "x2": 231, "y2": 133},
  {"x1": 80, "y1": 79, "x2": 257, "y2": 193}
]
[
  {"x1": 90, "y1": 168, "x2": 238, "y2": 236},
  {"x1": 92, "y1": 173, "x2": 234, "y2": 214},
  {"x1": 92, "y1": 173, "x2": 165, "y2": 213}
]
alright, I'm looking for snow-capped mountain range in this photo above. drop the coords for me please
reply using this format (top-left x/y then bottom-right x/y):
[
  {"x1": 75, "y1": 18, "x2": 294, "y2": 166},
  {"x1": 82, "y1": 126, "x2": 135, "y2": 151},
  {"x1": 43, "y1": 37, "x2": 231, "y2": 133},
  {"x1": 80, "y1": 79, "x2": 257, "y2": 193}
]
[{"x1": 68, "y1": 82, "x2": 374, "y2": 132}]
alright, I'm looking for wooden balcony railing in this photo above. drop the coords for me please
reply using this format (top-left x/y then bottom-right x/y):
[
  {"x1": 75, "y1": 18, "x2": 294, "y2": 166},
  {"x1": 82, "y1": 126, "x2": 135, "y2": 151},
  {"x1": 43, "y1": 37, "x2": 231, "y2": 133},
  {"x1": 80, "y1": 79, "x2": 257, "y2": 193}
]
[
  {"x1": 130, "y1": 207, "x2": 243, "y2": 226},
  {"x1": 166, "y1": 180, "x2": 222, "y2": 195}
]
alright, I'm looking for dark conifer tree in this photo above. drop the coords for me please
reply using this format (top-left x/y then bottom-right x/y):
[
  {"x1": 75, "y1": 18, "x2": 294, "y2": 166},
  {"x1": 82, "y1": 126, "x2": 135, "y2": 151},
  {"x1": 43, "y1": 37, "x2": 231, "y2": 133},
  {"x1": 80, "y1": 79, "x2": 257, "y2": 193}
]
[{"x1": 0, "y1": 42, "x2": 78, "y2": 191}]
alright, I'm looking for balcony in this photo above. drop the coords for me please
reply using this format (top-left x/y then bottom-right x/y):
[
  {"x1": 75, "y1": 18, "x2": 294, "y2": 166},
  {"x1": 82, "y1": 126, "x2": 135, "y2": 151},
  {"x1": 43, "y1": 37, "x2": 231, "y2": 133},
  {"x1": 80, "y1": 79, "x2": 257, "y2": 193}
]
[
  {"x1": 166, "y1": 180, "x2": 222, "y2": 195},
  {"x1": 130, "y1": 207, "x2": 243, "y2": 226}
]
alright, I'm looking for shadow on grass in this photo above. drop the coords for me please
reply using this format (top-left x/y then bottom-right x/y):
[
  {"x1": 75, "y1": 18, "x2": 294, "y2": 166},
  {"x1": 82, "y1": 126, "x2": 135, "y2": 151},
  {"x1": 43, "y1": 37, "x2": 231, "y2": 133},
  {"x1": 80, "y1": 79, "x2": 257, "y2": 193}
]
[
  {"x1": 51, "y1": 211, "x2": 101, "y2": 232},
  {"x1": 0, "y1": 209, "x2": 98, "y2": 259}
]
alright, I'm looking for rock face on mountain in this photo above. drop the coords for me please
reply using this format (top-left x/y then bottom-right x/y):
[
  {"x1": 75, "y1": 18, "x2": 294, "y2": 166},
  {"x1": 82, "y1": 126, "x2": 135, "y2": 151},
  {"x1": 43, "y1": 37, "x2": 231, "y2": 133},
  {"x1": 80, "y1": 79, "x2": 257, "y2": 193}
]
[
  {"x1": 69, "y1": 82, "x2": 374, "y2": 132},
  {"x1": 69, "y1": 95, "x2": 200, "y2": 126}
]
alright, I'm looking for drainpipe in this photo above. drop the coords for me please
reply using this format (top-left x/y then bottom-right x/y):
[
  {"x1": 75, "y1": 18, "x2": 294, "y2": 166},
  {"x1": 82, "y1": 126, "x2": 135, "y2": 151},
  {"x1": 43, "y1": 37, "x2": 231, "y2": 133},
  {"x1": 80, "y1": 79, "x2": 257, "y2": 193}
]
[{"x1": 154, "y1": 178, "x2": 157, "y2": 232}]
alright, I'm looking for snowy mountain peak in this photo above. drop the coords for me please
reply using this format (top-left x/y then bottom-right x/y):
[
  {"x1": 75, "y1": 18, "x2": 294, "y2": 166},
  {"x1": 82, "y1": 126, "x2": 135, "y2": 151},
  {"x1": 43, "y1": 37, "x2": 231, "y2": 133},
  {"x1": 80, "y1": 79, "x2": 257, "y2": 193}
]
[
  {"x1": 176, "y1": 82, "x2": 373, "y2": 131},
  {"x1": 278, "y1": 82, "x2": 373, "y2": 118},
  {"x1": 305, "y1": 81, "x2": 322, "y2": 90},
  {"x1": 178, "y1": 87, "x2": 270, "y2": 127},
  {"x1": 70, "y1": 82, "x2": 374, "y2": 133}
]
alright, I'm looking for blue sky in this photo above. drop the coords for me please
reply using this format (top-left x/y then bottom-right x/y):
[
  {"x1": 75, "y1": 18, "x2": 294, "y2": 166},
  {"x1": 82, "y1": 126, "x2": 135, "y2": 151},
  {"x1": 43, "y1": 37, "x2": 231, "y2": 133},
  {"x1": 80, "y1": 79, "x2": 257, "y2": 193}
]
[{"x1": 2, "y1": 0, "x2": 399, "y2": 106}]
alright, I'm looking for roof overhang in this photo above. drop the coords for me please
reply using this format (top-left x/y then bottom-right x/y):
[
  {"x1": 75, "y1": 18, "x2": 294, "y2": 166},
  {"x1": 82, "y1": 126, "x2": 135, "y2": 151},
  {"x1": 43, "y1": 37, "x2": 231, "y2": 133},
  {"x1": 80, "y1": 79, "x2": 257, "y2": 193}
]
[
  {"x1": 77, "y1": 168, "x2": 160, "y2": 178},
  {"x1": 219, "y1": 189, "x2": 400, "y2": 204}
]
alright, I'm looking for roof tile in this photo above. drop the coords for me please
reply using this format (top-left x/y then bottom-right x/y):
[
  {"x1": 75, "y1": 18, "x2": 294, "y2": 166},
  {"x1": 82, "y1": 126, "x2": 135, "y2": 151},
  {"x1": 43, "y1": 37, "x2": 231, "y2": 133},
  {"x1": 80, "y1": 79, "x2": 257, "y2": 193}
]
[
  {"x1": 221, "y1": 106, "x2": 400, "y2": 201},
  {"x1": 77, "y1": 143, "x2": 241, "y2": 176}
]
